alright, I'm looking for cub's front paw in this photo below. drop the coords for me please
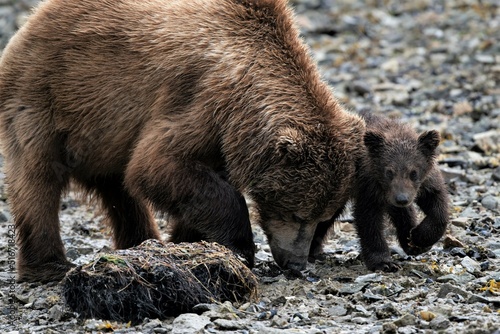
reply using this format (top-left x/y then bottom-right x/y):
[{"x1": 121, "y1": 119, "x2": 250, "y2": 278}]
[
  {"x1": 405, "y1": 227, "x2": 435, "y2": 255},
  {"x1": 408, "y1": 217, "x2": 446, "y2": 250},
  {"x1": 404, "y1": 242, "x2": 432, "y2": 256}
]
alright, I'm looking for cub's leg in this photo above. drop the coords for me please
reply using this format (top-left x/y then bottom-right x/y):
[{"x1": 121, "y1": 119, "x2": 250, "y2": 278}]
[
  {"x1": 411, "y1": 174, "x2": 449, "y2": 251},
  {"x1": 124, "y1": 134, "x2": 255, "y2": 267},
  {"x1": 84, "y1": 176, "x2": 160, "y2": 249},
  {"x1": 354, "y1": 193, "x2": 399, "y2": 272},
  {"x1": 7, "y1": 155, "x2": 73, "y2": 283},
  {"x1": 387, "y1": 205, "x2": 424, "y2": 255}
]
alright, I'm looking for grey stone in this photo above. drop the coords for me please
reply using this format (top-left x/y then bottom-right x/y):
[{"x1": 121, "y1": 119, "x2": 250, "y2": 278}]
[
  {"x1": 440, "y1": 166, "x2": 466, "y2": 182},
  {"x1": 473, "y1": 130, "x2": 500, "y2": 154},
  {"x1": 461, "y1": 256, "x2": 482, "y2": 273},
  {"x1": 171, "y1": 314, "x2": 210, "y2": 334},
  {"x1": 437, "y1": 273, "x2": 476, "y2": 284},
  {"x1": 492, "y1": 167, "x2": 500, "y2": 181},
  {"x1": 375, "y1": 303, "x2": 401, "y2": 320},
  {"x1": 142, "y1": 319, "x2": 163, "y2": 330},
  {"x1": 354, "y1": 273, "x2": 382, "y2": 284},
  {"x1": 328, "y1": 305, "x2": 348, "y2": 317},
  {"x1": 47, "y1": 305, "x2": 64, "y2": 322},
  {"x1": 481, "y1": 195, "x2": 499, "y2": 210},
  {"x1": 394, "y1": 313, "x2": 417, "y2": 327},
  {"x1": 213, "y1": 319, "x2": 247, "y2": 330},
  {"x1": 475, "y1": 54, "x2": 496, "y2": 64},
  {"x1": 349, "y1": 81, "x2": 372, "y2": 95},
  {"x1": 430, "y1": 315, "x2": 451, "y2": 330},
  {"x1": 437, "y1": 283, "x2": 469, "y2": 299},
  {"x1": 338, "y1": 282, "x2": 368, "y2": 294}
]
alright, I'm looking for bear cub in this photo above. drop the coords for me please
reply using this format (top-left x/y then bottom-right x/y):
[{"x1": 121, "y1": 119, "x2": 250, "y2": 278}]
[{"x1": 353, "y1": 113, "x2": 450, "y2": 272}]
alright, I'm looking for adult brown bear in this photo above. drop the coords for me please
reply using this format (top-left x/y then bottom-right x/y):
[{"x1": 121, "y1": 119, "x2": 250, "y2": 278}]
[{"x1": 0, "y1": 0, "x2": 365, "y2": 282}]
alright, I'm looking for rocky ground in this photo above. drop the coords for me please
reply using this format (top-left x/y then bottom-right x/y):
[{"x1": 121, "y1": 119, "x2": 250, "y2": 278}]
[{"x1": 0, "y1": 0, "x2": 499, "y2": 333}]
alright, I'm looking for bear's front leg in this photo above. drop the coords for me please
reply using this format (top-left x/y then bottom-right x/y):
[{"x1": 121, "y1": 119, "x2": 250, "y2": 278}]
[
  {"x1": 354, "y1": 193, "x2": 400, "y2": 272},
  {"x1": 125, "y1": 136, "x2": 255, "y2": 267},
  {"x1": 411, "y1": 174, "x2": 450, "y2": 251},
  {"x1": 308, "y1": 207, "x2": 345, "y2": 262}
]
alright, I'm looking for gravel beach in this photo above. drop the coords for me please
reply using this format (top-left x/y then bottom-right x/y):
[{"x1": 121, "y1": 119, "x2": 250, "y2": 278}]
[{"x1": 0, "y1": 0, "x2": 499, "y2": 333}]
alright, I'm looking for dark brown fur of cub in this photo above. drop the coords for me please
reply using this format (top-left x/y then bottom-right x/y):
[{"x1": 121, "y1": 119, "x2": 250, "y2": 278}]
[
  {"x1": 309, "y1": 113, "x2": 449, "y2": 272},
  {"x1": 354, "y1": 113, "x2": 449, "y2": 271},
  {"x1": 0, "y1": 0, "x2": 365, "y2": 282}
]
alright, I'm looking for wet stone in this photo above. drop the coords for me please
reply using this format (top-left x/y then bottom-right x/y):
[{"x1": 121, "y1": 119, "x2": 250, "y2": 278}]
[
  {"x1": 171, "y1": 314, "x2": 210, "y2": 334},
  {"x1": 328, "y1": 305, "x2": 348, "y2": 317},
  {"x1": 449, "y1": 247, "x2": 467, "y2": 257},
  {"x1": 437, "y1": 273, "x2": 476, "y2": 285},
  {"x1": 481, "y1": 195, "x2": 499, "y2": 210},
  {"x1": 213, "y1": 319, "x2": 247, "y2": 330},
  {"x1": 394, "y1": 313, "x2": 417, "y2": 327},
  {"x1": 338, "y1": 282, "x2": 368, "y2": 295},
  {"x1": 430, "y1": 315, "x2": 451, "y2": 330},
  {"x1": 492, "y1": 166, "x2": 500, "y2": 181},
  {"x1": 375, "y1": 303, "x2": 401, "y2": 320},
  {"x1": 461, "y1": 256, "x2": 482, "y2": 273},
  {"x1": 437, "y1": 283, "x2": 469, "y2": 299}
]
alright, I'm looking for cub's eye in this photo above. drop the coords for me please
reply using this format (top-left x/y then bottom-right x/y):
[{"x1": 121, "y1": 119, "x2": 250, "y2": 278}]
[
  {"x1": 410, "y1": 170, "x2": 418, "y2": 181},
  {"x1": 385, "y1": 169, "x2": 394, "y2": 180}
]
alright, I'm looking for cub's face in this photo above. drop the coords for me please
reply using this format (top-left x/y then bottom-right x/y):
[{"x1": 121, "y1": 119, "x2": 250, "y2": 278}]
[
  {"x1": 364, "y1": 128, "x2": 441, "y2": 207},
  {"x1": 381, "y1": 163, "x2": 422, "y2": 207}
]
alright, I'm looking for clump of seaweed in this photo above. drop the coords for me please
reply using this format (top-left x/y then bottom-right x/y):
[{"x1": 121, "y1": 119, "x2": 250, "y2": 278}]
[{"x1": 62, "y1": 239, "x2": 258, "y2": 324}]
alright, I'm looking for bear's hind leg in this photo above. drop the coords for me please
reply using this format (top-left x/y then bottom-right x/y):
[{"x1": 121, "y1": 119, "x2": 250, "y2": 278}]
[
  {"x1": 87, "y1": 176, "x2": 160, "y2": 249},
  {"x1": 8, "y1": 158, "x2": 73, "y2": 282}
]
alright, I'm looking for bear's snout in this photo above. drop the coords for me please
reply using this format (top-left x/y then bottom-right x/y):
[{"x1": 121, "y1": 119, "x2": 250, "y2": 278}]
[
  {"x1": 394, "y1": 193, "x2": 410, "y2": 206},
  {"x1": 271, "y1": 248, "x2": 308, "y2": 272},
  {"x1": 387, "y1": 179, "x2": 417, "y2": 208}
]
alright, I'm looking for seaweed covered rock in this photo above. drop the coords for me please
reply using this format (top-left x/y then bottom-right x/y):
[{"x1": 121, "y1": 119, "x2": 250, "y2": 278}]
[{"x1": 63, "y1": 239, "x2": 258, "y2": 324}]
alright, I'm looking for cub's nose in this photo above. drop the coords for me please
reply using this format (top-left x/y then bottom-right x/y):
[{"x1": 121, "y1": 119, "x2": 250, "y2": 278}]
[{"x1": 395, "y1": 193, "x2": 410, "y2": 206}]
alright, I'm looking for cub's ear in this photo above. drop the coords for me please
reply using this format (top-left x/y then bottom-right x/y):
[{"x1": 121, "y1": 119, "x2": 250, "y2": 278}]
[
  {"x1": 276, "y1": 128, "x2": 306, "y2": 162},
  {"x1": 418, "y1": 130, "x2": 440, "y2": 157},
  {"x1": 364, "y1": 131, "x2": 385, "y2": 156}
]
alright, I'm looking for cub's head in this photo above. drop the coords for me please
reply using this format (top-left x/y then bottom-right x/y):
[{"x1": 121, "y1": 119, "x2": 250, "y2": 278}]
[{"x1": 364, "y1": 127, "x2": 440, "y2": 207}]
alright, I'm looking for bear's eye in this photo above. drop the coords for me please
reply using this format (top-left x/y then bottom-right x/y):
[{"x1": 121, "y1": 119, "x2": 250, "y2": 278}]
[
  {"x1": 410, "y1": 170, "x2": 418, "y2": 181},
  {"x1": 385, "y1": 169, "x2": 394, "y2": 180}
]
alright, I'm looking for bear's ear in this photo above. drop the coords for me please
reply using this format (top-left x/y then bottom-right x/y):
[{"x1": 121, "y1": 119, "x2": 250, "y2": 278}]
[
  {"x1": 418, "y1": 130, "x2": 440, "y2": 157},
  {"x1": 276, "y1": 128, "x2": 306, "y2": 162},
  {"x1": 364, "y1": 131, "x2": 385, "y2": 156}
]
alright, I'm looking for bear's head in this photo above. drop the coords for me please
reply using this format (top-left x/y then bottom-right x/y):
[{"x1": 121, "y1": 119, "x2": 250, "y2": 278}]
[
  {"x1": 247, "y1": 120, "x2": 364, "y2": 271},
  {"x1": 364, "y1": 128, "x2": 441, "y2": 207}
]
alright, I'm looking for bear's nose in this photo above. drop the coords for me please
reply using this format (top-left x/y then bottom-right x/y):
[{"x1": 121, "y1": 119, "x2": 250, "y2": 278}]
[{"x1": 395, "y1": 194, "x2": 410, "y2": 206}]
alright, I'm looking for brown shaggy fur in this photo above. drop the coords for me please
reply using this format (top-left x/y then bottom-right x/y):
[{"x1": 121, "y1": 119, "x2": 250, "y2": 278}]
[{"x1": 0, "y1": 0, "x2": 365, "y2": 282}]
